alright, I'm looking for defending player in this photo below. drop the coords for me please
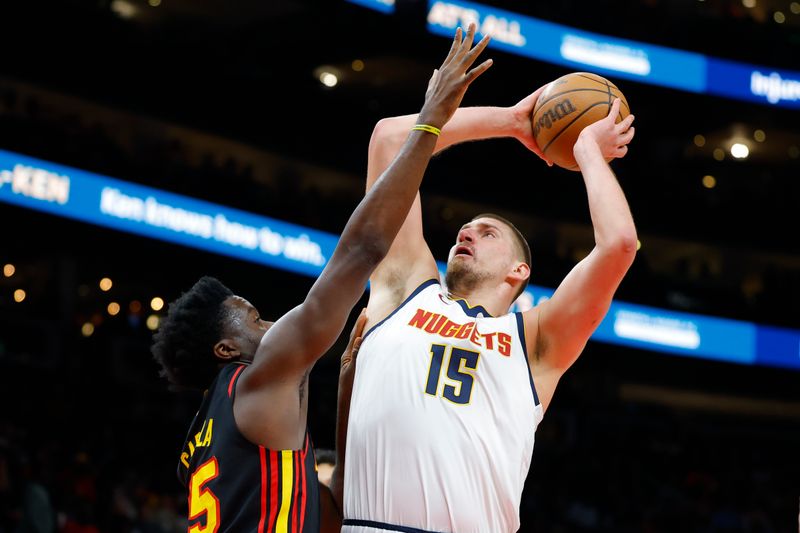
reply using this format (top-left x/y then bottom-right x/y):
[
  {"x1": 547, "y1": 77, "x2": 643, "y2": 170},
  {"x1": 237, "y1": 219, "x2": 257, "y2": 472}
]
[{"x1": 151, "y1": 25, "x2": 493, "y2": 532}]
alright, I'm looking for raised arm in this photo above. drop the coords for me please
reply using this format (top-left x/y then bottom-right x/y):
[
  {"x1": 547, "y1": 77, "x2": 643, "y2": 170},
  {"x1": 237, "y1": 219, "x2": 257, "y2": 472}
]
[
  {"x1": 366, "y1": 77, "x2": 553, "y2": 324},
  {"x1": 243, "y1": 25, "x2": 493, "y2": 390},
  {"x1": 525, "y1": 99, "x2": 636, "y2": 410}
]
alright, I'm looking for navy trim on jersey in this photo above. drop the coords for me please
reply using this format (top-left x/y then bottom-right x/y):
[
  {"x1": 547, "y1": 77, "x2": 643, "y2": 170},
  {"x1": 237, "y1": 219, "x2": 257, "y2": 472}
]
[
  {"x1": 343, "y1": 519, "x2": 444, "y2": 533},
  {"x1": 362, "y1": 278, "x2": 440, "y2": 340},
  {"x1": 515, "y1": 312, "x2": 540, "y2": 406},
  {"x1": 453, "y1": 298, "x2": 492, "y2": 318}
]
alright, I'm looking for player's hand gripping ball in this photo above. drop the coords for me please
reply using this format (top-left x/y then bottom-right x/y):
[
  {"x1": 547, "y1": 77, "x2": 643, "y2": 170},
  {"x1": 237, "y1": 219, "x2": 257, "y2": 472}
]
[{"x1": 532, "y1": 72, "x2": 630, "y2": 171}]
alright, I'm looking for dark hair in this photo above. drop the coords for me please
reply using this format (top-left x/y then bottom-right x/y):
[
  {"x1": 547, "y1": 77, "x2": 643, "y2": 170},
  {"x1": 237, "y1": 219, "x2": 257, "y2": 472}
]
[
  {"x1": 471, "y1": 212, "x2": 532, "y2": 301},
  {"x1": 315, "y1": 448, "x2": 336, "y2": 466},
  {"x1": 151, "y1": 276, "x2": 234, "y2": 391}
]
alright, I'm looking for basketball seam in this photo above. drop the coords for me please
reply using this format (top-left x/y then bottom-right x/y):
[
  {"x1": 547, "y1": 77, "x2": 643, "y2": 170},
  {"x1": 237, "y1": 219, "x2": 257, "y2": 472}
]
[
  {"x1": 604, "y1": 77, "x2": 612, "y2": 117},
  {"x1": 533, "y1": 88, "x2": 625, "y2": 119},
  {"x1": 593, "y1": 76, "x2": 630, "y2": 115},
  {"x1": 577, "y1": 73, "x2": 617, "y2": 90},
  {"x1": 541, "y1": 101, "x2": 609, "y2": 155}
]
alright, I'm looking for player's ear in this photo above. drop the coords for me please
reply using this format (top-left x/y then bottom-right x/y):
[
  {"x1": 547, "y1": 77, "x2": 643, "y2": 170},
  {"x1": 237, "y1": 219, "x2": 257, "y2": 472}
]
[
  {"x1": 214, "y1": 339, "x2": 241, "y2": 361},
  {"x1": 509, "y1": 262, "x2": 530, "y2": 284}
]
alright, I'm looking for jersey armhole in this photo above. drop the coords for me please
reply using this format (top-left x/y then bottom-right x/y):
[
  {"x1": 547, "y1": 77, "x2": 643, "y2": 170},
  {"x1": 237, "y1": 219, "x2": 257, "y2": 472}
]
[{"x1": 515, "y1": 312, "x2": 541, "y2": 408}]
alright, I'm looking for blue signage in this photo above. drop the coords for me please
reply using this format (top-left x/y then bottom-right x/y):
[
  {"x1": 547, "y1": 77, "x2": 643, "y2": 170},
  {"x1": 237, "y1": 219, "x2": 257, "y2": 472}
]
[
  {"x1": 346, "y1": 0, "x2": 395, "y2": 14},
  {"x1": 2, "y1": 148, "x2": 798, "y2": 370},
  {"x1": 594, "y1": 301, "x2": 756, "y2": 365},
  {"x1": 0, "y1": 149, "x2": 339, "y2": 278},
  {"x1": 426, "y1": 0, "x2": 706, "y2": 93},
  {"x1": 707, "y1": 58, "x2": 800, "y2": 109},
  {"x1": 426, "y1": 0, "x2": 800, "y2": 110}
]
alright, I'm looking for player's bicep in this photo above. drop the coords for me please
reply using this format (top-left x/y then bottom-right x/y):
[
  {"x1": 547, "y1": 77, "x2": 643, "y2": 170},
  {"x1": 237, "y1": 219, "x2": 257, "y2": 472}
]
[
  {"x1": 245, "y1": 293, "x2": 353, "y2": 384},
  {"x1": 534, "y1": 247, "x2": 629, "y2": 370},
  {"x1": 364, "y1": 117, "x2": 438, "y2": 322},
  {"x1": 253, "y1": 305, "x2": 321, "y2": 369}
]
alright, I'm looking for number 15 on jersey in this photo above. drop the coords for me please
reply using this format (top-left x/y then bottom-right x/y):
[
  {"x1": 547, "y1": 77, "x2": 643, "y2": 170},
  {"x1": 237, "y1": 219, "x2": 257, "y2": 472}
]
[{"x1": 425, "y1": 343, "x2": 480, "y2": 405}]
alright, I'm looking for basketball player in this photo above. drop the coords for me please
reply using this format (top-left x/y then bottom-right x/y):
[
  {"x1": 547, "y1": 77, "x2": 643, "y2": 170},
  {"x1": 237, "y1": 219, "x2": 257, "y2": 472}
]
[
  {"x1": 150, "y1": 25, "x2": 493, "y2": 533},
  {"x1": 342, "y1": 88, "x2": 636, "y2": 530}
]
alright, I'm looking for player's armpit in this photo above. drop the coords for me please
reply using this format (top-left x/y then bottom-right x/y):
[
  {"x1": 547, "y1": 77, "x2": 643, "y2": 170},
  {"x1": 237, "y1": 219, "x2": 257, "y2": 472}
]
[
  {"x1": 365, "y1": 190, "x2": 437, "y2": 284},
  {"x1": 364, "y1": 192, "x2": 438, "y2": 327},
  {"x1": 366, "y1": 263, "x2": 440, "y2": 332}
]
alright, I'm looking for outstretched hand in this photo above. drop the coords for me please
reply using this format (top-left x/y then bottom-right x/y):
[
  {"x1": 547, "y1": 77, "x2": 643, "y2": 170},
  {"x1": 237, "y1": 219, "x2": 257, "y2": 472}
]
[
  {"x1": 417, "y1": 23, "x2": 493, "y2": 130},
  {"x1": 576, "y1": 98, "x2": 635, "y2": 161}
]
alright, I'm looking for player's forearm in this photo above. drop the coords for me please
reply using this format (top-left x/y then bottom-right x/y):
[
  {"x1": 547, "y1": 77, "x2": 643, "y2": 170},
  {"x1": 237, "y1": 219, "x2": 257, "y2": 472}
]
[
  {"x1": 328, "y1": 467, "x2": 344, "y2": 519},
  {"x1": 318, "y1": 482, "x2": 343, "y2": 533},
  {"x1": 330, "y1": 354, "x2": 354, "y2": 512},
  {"x1": 340, "y1": 130, "x2": 438, "y2": 262},
  {"x1": 333, "y1": 382, "x2": 351, "y2": 479},
  {"x1": 574, "y1": 137, "x2": 637, "y2": 255},
  {"x1": 296, "y1": 132, "x2": 438, "y2": 359},
  {"x1": 367, "y1": 106, "x2": 516, "y2": 190}
]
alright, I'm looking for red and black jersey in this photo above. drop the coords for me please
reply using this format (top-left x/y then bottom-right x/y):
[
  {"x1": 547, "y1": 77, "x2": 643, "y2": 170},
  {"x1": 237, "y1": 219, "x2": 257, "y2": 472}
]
[{"x1": 178, "y1": 363, "x2": 321, "y2": 532}]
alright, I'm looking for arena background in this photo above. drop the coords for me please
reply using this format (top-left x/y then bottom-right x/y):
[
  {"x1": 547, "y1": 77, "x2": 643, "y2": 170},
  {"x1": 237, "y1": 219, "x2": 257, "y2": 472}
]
[{"x1": 0, "y1": 0, "x2": 798, "y2": 531}]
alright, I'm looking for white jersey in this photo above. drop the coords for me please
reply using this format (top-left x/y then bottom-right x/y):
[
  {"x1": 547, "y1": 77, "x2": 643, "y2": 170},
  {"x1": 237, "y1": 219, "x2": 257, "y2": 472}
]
[{"x1": 344, "y1": 280, "x2": 544, "y2": 533}]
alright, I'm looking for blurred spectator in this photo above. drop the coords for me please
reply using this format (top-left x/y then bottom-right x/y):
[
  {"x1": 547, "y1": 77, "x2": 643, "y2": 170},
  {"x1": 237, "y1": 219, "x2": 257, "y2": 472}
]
[{"x1": 315, "y1": 448, "x2": 336, "y2": 488}]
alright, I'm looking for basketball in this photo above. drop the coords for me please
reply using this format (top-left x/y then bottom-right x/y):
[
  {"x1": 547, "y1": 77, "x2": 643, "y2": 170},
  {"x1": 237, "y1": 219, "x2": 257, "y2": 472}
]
[{"x1": 532, "y1": 72, "x2": 630, "y2": 171}]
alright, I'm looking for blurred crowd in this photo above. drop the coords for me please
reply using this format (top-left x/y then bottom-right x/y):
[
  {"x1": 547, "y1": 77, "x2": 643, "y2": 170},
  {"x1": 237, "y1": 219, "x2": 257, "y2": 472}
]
[
  {"x1": 1, "y1": 372, "x2": 797, "y2": 533},
  {"x1": 0, "y1": 427, "x2": 185, "y2": 533}
]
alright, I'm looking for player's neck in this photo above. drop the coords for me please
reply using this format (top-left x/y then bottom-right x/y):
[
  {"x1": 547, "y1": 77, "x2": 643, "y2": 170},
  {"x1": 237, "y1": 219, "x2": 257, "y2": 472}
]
[{"x1": 446, "y1": 284, "x2": 512, "y2": 317}]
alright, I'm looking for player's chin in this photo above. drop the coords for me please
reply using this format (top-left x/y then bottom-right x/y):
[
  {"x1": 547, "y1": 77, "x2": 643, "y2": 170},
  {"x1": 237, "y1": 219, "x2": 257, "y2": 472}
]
[{"x1": 446, "y1": 259, "x2": 472, "y2": 281}]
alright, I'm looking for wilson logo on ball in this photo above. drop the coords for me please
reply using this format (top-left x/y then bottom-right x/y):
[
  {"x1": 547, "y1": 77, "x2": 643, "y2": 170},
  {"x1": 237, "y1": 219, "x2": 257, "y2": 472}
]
[
  {"x1": 531, "y1": 72, "x2": 630, "y2": 171},
  {"x1": 532, "y1": 99, "x2": 577, "y2": 137}
]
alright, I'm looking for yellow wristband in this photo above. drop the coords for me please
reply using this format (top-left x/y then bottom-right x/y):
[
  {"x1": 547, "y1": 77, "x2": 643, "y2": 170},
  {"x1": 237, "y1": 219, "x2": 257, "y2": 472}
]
[{"x1": 411, "y1": 124, "x2": 441, "y2": 136}]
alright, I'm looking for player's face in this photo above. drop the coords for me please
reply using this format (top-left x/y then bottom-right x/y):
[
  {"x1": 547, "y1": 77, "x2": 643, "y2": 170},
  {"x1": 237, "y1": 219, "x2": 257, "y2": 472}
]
[
  {"x1": 446, "y1": 217, "x2": 517, "y2": 289},
  {"x1": 449, "y1": 217, "x2": 515, "y2": 266},
  {"x1": 223, "y1": 296, "x2": 272, "y2": 362}
]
